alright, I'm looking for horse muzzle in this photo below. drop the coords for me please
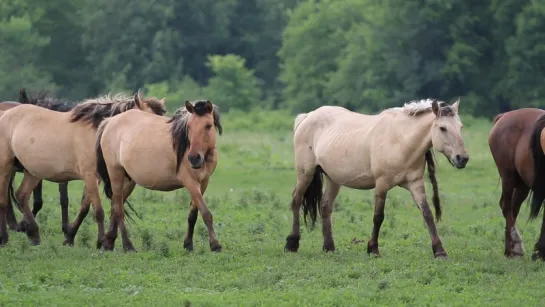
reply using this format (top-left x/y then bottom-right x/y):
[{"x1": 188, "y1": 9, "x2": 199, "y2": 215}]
[
  {"x1": 452, "y1": 153, "x2": 469, "y2": 169},
  {"x1": 188, "y1": 153, "x2": 204, "y2": 169}
]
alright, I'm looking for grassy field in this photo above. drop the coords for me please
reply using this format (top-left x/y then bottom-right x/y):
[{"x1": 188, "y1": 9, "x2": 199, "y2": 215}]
[{"x1": 0, "y1": 111, "x2": 544, "y2": 306}]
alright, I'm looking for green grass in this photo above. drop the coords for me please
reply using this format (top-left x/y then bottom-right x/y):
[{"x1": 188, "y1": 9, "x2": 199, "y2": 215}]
[{"x1": 1, "y1": 113, "x2": 544, "y2": 306}]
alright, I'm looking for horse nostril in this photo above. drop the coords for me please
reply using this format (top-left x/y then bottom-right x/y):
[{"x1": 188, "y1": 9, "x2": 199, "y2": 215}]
[{"x1": 455, "y1": 154, "x2": 461, "y2": 161}]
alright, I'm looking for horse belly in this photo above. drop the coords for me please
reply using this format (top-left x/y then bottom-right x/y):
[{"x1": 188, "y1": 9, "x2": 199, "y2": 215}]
[
  {"x1": 125, "y1": 161, "x2": 181, "y2": 191},
  {"x1": 12, "y1": 136, "x2": 79, "y2": 181}
]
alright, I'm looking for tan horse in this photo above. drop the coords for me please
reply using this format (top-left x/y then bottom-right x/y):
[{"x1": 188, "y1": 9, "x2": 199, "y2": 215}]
[
  {"x1": 0, "y1": 91, "x2": 166, "y2": 247},
  {"x1": 95, "y1": 100, "x2": 222, "y2": 252},
  {"x1": 285, "y1": 99, "x2": 469, "y2": 258}
]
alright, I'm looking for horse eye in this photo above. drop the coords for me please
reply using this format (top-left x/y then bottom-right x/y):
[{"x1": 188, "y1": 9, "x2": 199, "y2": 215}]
[
  {"x1": 205, "y1": 124, "x2": 213, "y2": 130},
  {"x1": 440, "y1": 126, "x2": 447, "y2": 132}
]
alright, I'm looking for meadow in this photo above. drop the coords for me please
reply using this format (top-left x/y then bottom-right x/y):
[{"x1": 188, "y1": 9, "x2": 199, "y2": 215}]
[{"x1": 0, "y1": 110, "x2": 544, "y2": 306}]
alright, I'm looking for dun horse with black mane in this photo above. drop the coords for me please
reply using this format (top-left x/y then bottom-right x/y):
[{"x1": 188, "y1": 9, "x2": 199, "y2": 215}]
[
  {"x1": 95, "y1": 100, "x2": 222, "y2": 252},
  {"x1": 0, "y1": 90, "x2": 166, "y2": 247},
  {"x1": 0, "y1": 89, "x2": 75, "y2": 231},
  {"x1": 285, "y1": 99, "x2": 469, "y2": 258},
  {"x1": 489, "y1": 108, "x2": 545, "y2": 260}
]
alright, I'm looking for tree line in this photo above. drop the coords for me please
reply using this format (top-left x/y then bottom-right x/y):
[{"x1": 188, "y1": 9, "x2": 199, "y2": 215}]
[{"x1": 1, "y1": 0, "x2": 544, "y2": 117}]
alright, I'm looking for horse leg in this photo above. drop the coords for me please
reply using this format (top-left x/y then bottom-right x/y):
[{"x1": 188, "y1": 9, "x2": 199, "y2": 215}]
[
  {"x1": 103, "y1": 169, "x2": 132, "y2": 251},
  {"x1": 285, "y1": 169, "x2": 315, "y2": 252},
  {"x1": 183, "y1": 179, "x2": 209, "y2": 252},
  {"x1": 31, "y1": 180, "x2": 43, "y2": 217},
  {"x1": 63, "y1": 191, "x2": 90, "y2": 246},
  {"x1": 83, "y1": 175, "x2": 105, "y2": 249},
  {"x1": 58, "y1": 182, "x2": 70, "y2": 235},
  {"x1": 407, "y1": 180, "x2": 447, "y2": 258},
  {"x1": 367, "y1": 189, "x2": 388, "y2": 257},
  {"x1": 6, "y1": 172, "x2": 19, "y2": 231},
  {"x1": 508, "y1": 184, "x2": 530, "y2": 257},
  {"x1": 321, "y1": 177, "x2": 340, "y2": 252},
  {"x1": 117, "y1": 179, "x2": 137, "y2": 252},
  {"x1": 186, "y1": 180, "x2": 221, "y2": 252},
  {"x1": 15, "y1": 172, "x2": 42, "y2": 245},
  {"x1": 0, "y1": 172, "x2": 13, "y2": 245},
  {"x1": 499, "y1": 174, "x2": 517, "y2": 257}
]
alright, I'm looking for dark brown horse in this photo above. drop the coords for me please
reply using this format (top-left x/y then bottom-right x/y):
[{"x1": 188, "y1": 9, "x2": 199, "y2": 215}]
[
  {"x1": 1, "y1": 89, "x2": 75, "y2": 231},
  {"x1": 489, "y1": 108, "x2": 545, "y2": 260}
]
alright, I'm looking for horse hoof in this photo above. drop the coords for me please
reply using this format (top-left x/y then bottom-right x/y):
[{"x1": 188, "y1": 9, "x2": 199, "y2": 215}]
[
  {"x1": 322, "y1": 244, "x2": 335, "y2": 253},
  {"x1": 29, "y1": 236, "x2": 41, "y2": 246},
  {"x1": 210, "y1": 243, "x2": 222, "y2": 252},
  {"x1": 434, "y1": 252, "x2": 448, "y2": 259},
  {"x1": 0, "y1": 236, "x2": 8, "y2": 246},
  {"x1": 531, "y1": 251, "x2": 545, "y2": 261},
  {"x1": 124, "y1": 245, "x2": 136, "y2": 252},
  {"x1": 285, "y1": 235, "x2": 300, "y2": 252},
  {"x1": 366, "y1": 242, "x2": 381, "y2": 257},
  {"x1": 16, "y1": 222, "x2": 27, "y2": 233},
  {"x1": 183, "y1": 242, "x2": 194, "y2": 252}
]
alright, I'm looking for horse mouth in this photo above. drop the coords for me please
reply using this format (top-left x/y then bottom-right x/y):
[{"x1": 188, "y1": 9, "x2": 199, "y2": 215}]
[{"x1": 191, "y1": 164, "x2": 202, "y2": 169}]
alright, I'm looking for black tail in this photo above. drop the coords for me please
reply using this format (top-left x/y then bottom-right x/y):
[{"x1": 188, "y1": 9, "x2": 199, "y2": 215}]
[
  {"x1": 95, "y1": 122, "x2": 140, "y2": 223},
  {"x1": 529, "y1": 114, "x2": 545, "y2": 219},
  {"x1": 425, "y1": 150, "x2": 442, "y2": 221},
  {"x1": 302, "y1": 165, "x2": 324, "y2": 230},
  {"x1": 95, "y1": 124, "x2": 113, "y2": 200}
]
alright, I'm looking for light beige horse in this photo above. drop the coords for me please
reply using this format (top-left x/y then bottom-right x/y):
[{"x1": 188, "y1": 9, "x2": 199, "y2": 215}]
[
  {"x1": 0, "y1": 91, "x2": 166, "y2": 247},
  {"x1": 95, "y1": 100, "x2": 222, "y2": 252},
  {"x1": 285, "y1": 99, "x2": 469, "y2": 258}
]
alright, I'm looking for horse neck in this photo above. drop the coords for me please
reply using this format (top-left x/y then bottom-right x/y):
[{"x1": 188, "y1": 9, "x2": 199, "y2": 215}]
[{"x1": 397, "y1": 112, "x2": 434, "y2": 160}]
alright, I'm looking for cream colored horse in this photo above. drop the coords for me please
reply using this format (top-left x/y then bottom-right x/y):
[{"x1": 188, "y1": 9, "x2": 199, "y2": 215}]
[
  {"x1": 285, "y1": 99, "x2": 469, "y2": 258},
  {"x1": 0, "y1": 91, "x2": 166, "y2": 247},
  {"x1": 95, "y1": 100, "x2": 222, "y2": 252}
]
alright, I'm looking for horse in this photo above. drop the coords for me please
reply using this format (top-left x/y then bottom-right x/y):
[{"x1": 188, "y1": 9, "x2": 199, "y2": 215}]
[
  {"x1": 0, "y1": 89, "x2": 75, "y2": 232},
  {"x1": 489, "y1": 108, "x2": 545, "y2": 260},
  {"x1": 284, "y1": 98, "x2": 469, "y2": 258},
  {"x1": 0, "y1": 90, "x2": 166, "y2": 247},
  {"x1": 95, "y1": 100, "x2": 222, "y2": 252}
]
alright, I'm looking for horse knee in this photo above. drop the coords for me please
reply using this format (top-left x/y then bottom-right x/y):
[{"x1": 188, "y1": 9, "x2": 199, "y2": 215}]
[{"x1": 94, "y1": 205, "x2": 105, "y2": 222}]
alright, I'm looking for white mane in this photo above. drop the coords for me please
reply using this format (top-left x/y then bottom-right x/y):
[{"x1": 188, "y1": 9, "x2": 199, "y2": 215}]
[{"x1": 390, "y1": 99, "x2": 442, "y2": 115}]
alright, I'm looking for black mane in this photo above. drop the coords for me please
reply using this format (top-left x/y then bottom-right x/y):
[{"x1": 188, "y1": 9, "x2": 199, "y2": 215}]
[
  {"x1": 169, "y1": 100, "x2": 223, "y2": 172},
  {"x1": 19, "y1": 88, "x2": 75, "y2": 112}
]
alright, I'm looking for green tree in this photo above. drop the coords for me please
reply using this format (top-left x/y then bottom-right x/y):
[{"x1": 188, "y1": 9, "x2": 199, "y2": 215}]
[
  {"x1": 0, "y1": 14, "x2": 56, "y2": 99},
  {"x1": 204, "y1": 54, "x2": 262, "y2": 112}
]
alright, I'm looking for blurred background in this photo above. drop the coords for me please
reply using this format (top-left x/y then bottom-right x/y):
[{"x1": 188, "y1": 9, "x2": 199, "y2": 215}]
[{"x1": 0, "y1": 0, "x2": 543, "y2": 117}]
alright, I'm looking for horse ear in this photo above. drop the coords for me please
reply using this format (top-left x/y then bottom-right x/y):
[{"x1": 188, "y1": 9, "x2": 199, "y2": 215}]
[
  {"x1": 205, "y1": 100, "x2": 213, "y2": 113},
  {"x1": 185, "y1": 100, "x2": 194, "y2": 113},
  {"x1": 431, "y1": 99, "x2": 440, "y2": 117},
  {"x1": 451, "y1": 97, "x2": 460, "y2": 113},
  {"x1": 19, "y1": 88, "x2": 29, "y2": 104},
  {"x1": 134, "y1": 89, "x2": 144, "y2": 109},
  {"x1": 159, "y1": 97, "x2": 166, "y2": 105}
]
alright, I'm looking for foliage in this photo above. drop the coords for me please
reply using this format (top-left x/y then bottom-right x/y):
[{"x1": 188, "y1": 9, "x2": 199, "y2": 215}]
[
  {"x1": 1, "y1": 0, "x2": 545, "y2": 115},
  {"x1": 204, "y1": 54, "x2": 263, "y2": 112}
]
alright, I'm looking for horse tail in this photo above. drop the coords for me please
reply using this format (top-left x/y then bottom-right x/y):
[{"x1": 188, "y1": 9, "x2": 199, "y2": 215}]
[
  {"x1": 294, "y1": 113, "x2": 308, "y2": 132},
  {"x1": 425, "y1": 150, "x2": 442, "y2": 221},
  {"x1": 529, "y1": 114, "x2": 545, "y2": 219},
  {"x1": 302, "y1": 165, "x2": 324, "y2": 229},
  {"x1": 95, "y1": 120, "x2": 112, "y2": 200},
  {"x1": 493, "y1": 113, "x2": 504, "y2": 125}
]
